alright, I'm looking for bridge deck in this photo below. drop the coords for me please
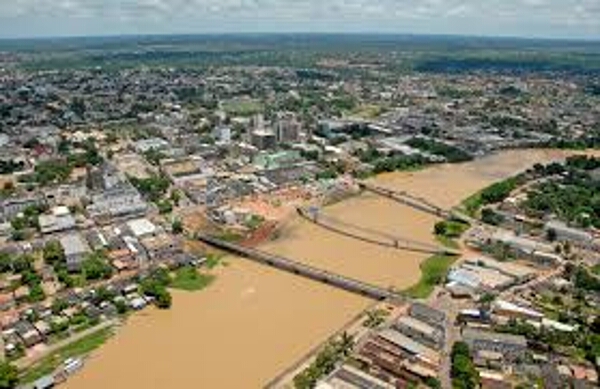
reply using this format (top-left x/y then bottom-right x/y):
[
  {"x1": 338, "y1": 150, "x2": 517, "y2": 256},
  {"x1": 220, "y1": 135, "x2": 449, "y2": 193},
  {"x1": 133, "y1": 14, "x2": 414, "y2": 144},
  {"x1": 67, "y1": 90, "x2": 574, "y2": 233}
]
[
  {"x1": 197, "y1": 233, "x2": 405, "y2": 301},
  {"x1": 358, "y1": 182, "x2": 474, "y2": 224},
  {"x1": 297, "y1": 207, "x2": 459, "y2": 256}
]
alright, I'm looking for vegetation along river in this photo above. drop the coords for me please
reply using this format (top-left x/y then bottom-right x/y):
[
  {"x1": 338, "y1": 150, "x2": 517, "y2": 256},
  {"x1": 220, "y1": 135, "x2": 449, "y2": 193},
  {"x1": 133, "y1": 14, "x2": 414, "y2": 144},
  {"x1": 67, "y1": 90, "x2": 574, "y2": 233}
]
[{"x1": 65, "y1": 149, "x2": 587, "y2": 389}]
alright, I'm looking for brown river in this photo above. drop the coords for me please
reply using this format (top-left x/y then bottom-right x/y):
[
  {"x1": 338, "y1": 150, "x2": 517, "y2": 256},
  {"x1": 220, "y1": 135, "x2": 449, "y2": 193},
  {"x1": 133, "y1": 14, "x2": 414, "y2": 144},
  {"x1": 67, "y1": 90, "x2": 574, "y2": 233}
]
[{"x1": 64, "y1": 149, "x2": 583, "y2": 389}]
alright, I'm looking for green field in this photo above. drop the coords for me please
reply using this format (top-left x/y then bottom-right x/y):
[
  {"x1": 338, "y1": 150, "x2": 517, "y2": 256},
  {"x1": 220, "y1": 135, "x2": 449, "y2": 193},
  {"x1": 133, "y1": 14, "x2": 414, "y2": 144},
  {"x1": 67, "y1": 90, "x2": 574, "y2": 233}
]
[
  {"x1": 222, "y1": 99, "x2": 263, "y2": 116},
  {"x1": 170, "y1": 267, "x2": 215, "y2": 291},
  {"x1": 404, "y1": 254, "x2": 458, "y2": 299},
  {"x1": 21, "y1": 326, "x2": 114, "y2": 384}
]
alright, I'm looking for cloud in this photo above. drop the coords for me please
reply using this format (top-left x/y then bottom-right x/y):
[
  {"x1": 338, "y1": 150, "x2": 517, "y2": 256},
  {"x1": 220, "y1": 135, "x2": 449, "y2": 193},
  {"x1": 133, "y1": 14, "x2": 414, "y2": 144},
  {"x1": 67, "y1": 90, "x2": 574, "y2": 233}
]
[{"x1": 0, "y1": 0, "x2": 598, "y2": 39}]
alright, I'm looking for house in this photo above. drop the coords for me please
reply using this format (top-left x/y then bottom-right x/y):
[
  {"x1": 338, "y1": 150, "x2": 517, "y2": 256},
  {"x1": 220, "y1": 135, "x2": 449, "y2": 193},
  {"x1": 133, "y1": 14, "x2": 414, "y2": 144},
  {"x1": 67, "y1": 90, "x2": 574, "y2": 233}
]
[
  {"x1": 59, "y1": 233, "x2": 91, "y2": 272},
  {"x1": 86, "y1": 187, "x2": 148, "y2": 224},
  {"x1": 0, "y1": 196, "x2": 45, "y2": 222},
  {"x1": 376, "y1": 328, "x2": 440, "y2": 368},
  {"x1": 0, "y1": 293, "x2": 15, "y2": 311},
  {"x1": 139, "y1": 233, "x2": 181, "y2": 261},
  {"x1": 126, "y1": 218, "x2": 158, "y2": 238},
  {"x1": 33, "y1": 320, "x2": 51, "y2": 337},
  {"x1": 14, "y1": 321, "x2": 42, "y2": 347},
  {"x1": 317, "y1": 364, "x2": 395, "y2": 389},
  {"x1": 492, "y1": 300, "x2": 543, "y2": 322},
  {"x1": 394, "y1": 316, "x2": 445, "y2": 350},
  {"x1": 462, "y1": 328, "x2": 527, "y2": 362},
  {"x1": 408, "y1": 303, "x2": 445, "y2": 330},
  {"x1": 544, "y1": 220, "x2": 593, "y2": 245},
  {"x1": 133, "y1": 137, "x2": 169, "y2": 154},
  {"x1": 38, "y1": 207, "x2": 76, "y2": 235}
]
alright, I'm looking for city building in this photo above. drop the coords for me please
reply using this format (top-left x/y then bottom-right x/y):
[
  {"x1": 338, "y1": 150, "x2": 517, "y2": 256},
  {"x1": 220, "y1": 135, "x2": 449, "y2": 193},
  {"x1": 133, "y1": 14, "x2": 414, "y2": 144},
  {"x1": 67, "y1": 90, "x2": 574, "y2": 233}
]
[{"x1": 60, "y1": 233, "x2": 91, "y2": 271}]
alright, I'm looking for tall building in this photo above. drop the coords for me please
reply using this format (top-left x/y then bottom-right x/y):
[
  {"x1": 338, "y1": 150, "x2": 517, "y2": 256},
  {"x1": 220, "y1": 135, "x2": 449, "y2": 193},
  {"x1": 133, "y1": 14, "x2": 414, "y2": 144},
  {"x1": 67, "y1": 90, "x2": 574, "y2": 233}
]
[
  {"x1": 275, "y1": 112, "x2": 301, "y2": 143},
  {"x1": 251, "y1": 129, "x2": 277, "y2": 150}
]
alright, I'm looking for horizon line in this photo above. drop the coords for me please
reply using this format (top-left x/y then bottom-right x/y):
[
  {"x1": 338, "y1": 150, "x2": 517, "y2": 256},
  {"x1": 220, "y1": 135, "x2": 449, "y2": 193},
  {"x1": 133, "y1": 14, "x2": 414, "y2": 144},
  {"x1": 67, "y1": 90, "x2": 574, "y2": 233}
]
[{"x1": 1, "y1": 31, "x2": 599, "y2": 44}]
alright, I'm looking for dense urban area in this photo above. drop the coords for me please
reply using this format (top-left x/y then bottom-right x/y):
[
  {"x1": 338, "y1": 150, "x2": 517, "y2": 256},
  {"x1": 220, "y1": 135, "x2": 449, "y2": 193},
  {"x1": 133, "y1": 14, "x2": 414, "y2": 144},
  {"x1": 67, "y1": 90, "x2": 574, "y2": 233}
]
[{"x1": 0, "y1": 35, "x2": 599, "y2": 389}]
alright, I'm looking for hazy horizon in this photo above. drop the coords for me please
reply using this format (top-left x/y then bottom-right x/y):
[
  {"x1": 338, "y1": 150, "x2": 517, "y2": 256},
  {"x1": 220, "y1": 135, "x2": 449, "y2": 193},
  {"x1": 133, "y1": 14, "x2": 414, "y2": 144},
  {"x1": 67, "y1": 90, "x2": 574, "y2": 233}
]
[{"x1": 0, "y1": 0, "x2": 599, "y2": 40}]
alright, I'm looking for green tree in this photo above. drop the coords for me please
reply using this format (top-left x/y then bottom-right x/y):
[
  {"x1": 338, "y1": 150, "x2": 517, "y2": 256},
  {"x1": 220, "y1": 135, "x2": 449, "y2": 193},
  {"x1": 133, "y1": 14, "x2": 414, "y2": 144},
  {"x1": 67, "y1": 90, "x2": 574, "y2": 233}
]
[
  {"x1": 43, "y1": 240, "x2": 66, "y2": 266},
  {"x1": 170, "y1": 190, "x2": 181, "y2": 206},
  {"x1": 0, "y1": 253, "x2": 12, "y2": 273},
  {"x1": 11, "y1": 255, "x2": 33, "y2": 274},
  {"x1": 172, "y1": 219, "x2": 184, "y2": 235},
  {"x1": 451, "y1": 342, "x2": 479, "y2": 389},
  {"x1": 81, "y1": 253, "x2": 113, "y2": 281},
  {"x1": 0, "y1": 361, "x2": 18, "y2": 389}
]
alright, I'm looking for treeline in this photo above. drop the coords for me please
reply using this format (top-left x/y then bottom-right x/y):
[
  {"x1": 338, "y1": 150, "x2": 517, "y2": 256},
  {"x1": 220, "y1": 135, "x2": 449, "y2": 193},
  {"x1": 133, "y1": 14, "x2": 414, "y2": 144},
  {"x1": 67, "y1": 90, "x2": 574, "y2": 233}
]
[
  {"x1": 463, "y1": 175, "x2": 522, "y2": 216},
  {"x1": 0, "y1": 160, "x2": 25, "y2": 175},
  {"x1": 524, "y1": 156, "x2": 600, "y2": 229},
  {"x1": 293, "y1": 333, "x2": 354, "y2": 389},
  {"x1": 451, "y1": 342, "x2": 479, "y2": 389}
]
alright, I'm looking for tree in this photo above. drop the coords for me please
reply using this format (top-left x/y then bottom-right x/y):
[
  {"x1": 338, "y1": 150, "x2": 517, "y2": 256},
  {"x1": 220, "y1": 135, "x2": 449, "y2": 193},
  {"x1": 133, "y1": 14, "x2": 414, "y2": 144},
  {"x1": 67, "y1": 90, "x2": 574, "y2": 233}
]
[
  {"x1": 434, "y1": 221, "x2": 447, "y2": 236},
  {"x1": 451, "y1": 342, "x2": 479, "y2": 389},
  {"x1": 43, "y1": 240, "x2": 66, "y2": 267},
  {"x1": 52, "y1": 298, "x2": 69, "y2": 315},
  {"x1": 0, "y1": 361, "x2": 18, "y2": 389},
  {"x1": 170, "y1": 190, "x2": 181, "y2": 206},
  {"x1": 172, "y1": 219, "x2": 184, "y2": 235},
  {"x1": 11, "y1": 255, "x2": 33, "y2": 274},
  {"x1": 154, "y1": 288, "x2": 172, "y2": 309},
  {"x1": 81, "y1": 254, "x2": 113, "y2": 281},
  {"x1": 157, "y1": 200, "x2": 173, "y2": 214},
  {"x1": 0, "y1": 253, "x2": 12, "y2": 273}
]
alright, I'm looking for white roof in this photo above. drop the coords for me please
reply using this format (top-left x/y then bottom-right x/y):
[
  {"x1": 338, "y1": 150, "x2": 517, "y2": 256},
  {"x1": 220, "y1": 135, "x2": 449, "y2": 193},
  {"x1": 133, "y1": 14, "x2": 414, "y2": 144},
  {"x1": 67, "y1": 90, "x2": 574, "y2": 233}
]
[
  {"x1": 52, "y1": 206, "x2": 71, "y2": 216},
  {"x1": 493, "y1": 300, "x2": 543, "y2": 319},
  {"x1": 126, "y1": 218, "x2": 157, "y2": 237}
]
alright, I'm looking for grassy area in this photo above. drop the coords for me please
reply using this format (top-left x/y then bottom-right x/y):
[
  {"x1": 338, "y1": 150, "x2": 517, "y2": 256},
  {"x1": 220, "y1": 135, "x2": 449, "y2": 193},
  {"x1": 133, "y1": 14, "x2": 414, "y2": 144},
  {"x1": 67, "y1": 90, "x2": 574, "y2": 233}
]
[
  {"x1": 20, "y1": 326, "x2": 114, "y2": 384},
  {"x1": 436, "y1": 235, "x2": 460, "y2": 250},
  {"x1": 405, "y1": 254, "x2": 459, "y2": 299},
  {"x1": 205, "y1": 253, "x2": 225, "y2": 269},
  {"x1": 461, "y1": 192, "x2": 484, "y2": 217},
  {"x1": 170, "y1": 266, "x2": 215, "y2": 291},
  {"x1": 350, "y1": 104, "x2": 385, "y2": 119},
  {"x1": 222, "y1": 99, "x2": 263, "y2": 116},
  {"x1": 216, "y1": 230, "x2": 244, "y2": 243}
]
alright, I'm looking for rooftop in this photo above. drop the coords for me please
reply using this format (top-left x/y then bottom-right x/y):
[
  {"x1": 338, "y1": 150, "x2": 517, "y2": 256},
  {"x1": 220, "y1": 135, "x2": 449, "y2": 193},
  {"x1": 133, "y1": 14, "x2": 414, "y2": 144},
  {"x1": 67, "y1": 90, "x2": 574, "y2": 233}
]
[
  {"x1": 377, "y1": 328, "x2": 439, "y2": 364},
  {"x1": 126, "y1": 218, "x2": 158, "y2": 238},
  {"x1": 462, "y1": 328, "x2": 527, "y2": 347},
  {"x1": 396, "y1": 316, "x2": 440, "y2": 338},
  {"x1": 59, "y1": 233, "x2": 90, "y2": 256}
]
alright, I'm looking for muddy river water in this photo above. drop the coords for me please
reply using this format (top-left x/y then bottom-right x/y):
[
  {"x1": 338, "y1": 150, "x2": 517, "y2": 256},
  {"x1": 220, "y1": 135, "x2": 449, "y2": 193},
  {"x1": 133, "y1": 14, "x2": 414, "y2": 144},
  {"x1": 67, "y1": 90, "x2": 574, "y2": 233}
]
[{"x1": 64, "y1": 149, "x2": 582, "y2": 389}]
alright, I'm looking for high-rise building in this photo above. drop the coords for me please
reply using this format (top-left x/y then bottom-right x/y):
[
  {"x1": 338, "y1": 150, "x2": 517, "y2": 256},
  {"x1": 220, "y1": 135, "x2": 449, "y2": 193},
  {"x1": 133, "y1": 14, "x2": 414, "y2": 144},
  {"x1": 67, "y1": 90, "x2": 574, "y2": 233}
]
[
  {"x1": 275, "y1": 112, "x2": 301, "y2": 143},
  {"x1": 251, "y1": 129, "x2": 277, "y2": 150}
]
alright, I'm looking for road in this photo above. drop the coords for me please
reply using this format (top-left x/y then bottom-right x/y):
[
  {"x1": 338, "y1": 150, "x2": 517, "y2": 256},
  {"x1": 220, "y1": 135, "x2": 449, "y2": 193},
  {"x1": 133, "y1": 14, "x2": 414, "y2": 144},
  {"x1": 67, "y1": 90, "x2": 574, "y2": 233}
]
[{"x1": 15, "y1": 319, "x2": 118, "y2": 370}]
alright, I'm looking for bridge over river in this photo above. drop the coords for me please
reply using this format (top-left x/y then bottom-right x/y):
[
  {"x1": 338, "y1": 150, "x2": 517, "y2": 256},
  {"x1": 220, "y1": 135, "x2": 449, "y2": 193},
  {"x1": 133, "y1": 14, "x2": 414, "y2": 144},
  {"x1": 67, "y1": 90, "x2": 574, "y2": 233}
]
[
  {"x1": 296, "y1": 206, "x2": 459, "y2": 256},
  {"x1": 197, "y1": 233, "x2": 407, "y2": 301},
  {"x1": 358, "y1": 182, "x2": 475, "y2": 224}
]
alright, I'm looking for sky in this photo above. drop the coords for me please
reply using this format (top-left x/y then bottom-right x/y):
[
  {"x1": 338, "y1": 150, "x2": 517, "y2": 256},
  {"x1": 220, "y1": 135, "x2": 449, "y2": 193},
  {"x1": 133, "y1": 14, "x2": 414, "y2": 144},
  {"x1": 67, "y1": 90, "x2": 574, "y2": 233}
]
[{"x1": 0, "y1": 0, "x2": 599, "y2": 40}]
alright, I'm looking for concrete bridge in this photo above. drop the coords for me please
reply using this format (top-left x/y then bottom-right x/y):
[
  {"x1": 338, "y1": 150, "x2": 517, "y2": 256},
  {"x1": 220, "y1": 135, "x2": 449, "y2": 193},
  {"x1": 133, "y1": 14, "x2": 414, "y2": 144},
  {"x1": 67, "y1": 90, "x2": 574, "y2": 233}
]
[
  {"x1": 197, "y1": 233, "x2": 405, "y2": 301},
  {"x1": 358, "y1": 182, "x2": 474, "y2": 224}
]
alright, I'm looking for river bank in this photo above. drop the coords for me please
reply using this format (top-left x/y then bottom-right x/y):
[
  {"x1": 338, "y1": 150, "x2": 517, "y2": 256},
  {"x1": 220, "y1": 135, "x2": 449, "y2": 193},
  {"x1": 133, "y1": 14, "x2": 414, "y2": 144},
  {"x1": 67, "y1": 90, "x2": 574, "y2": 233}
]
[{"x1": 63, "y1": 149, "x2": 590, "y2": 389}]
